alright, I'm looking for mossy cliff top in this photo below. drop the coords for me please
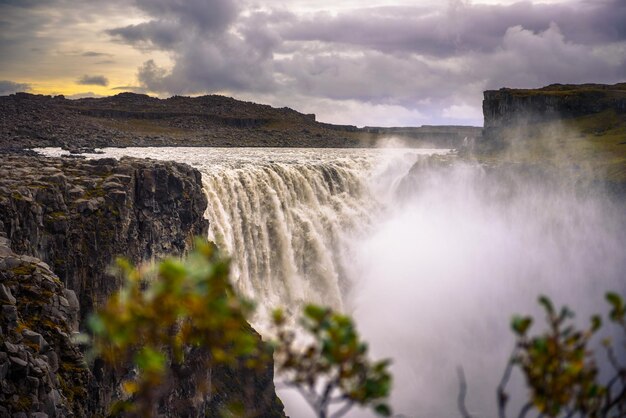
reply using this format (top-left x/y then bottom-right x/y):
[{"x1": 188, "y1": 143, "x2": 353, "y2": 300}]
[
  {"x1": 483, "y1": 83, "x2": 626, "y2": 129},
  {"x1": 474, "y1": 83, "x2": 626, "y2": 191}
]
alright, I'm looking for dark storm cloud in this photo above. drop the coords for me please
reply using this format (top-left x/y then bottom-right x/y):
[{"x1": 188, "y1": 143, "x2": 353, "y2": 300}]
[
  {"x1": 131, "y1": 0, "x2": 238, "y2": 33},
  {"x1": 104, "y1": 0, "x2": 277, "y2": 95},
  {"x1": 136, "y1": 33, "x2": 276, "y2": 95},
  {"x1": 0, "y1": 0, "x2": 56, "y2": 7},
  {"x1": 105, "y1": 0, "x2": 269, "y2": 93},
  {"x1": 278, "y1": 0, "x2": 626, "y2": 57},
  {"x1": 77, "y1": 74, "x2": 109, "y2": 86},
  {"x1": 0, "y1": 80, "x2": 30, "y2": 95},
  {"x1": 106, "y1": 0, "x2": 240, "y2": 49},
  {"x1": 107, "y1": 20, "x2": 183, "y2": 49}
]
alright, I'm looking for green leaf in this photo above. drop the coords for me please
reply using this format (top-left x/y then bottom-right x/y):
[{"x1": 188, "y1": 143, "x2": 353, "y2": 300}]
[
  {"x1": 533, "y1": 337, "x2": 548, "y2": 353},
  {"x1": 606, "y1": 292, "x2": 624, "y2": 321},
  {"x1": 159, "y1": 259, "x2": 187, "y2": 281},
  {"x1": 87, "y1": 314, "x2": 106, "y2": 335},
  {"x1": 511, "y1": 316, "x2": 533, "y2": 335},
  {"x1": 590, "y1": 315, "x2": 602, "y2": 332},
  {"x1": 374, "y1": 403, "x2": 392, "y2": 416},
  {"x1": 304, "y1": 304, "x2": 328, "y2": 322},
  {"x1": 606, "y1": 292, "x2": 623, "y2": 309},
  {"x1": 538, "y1": 295, "x2": 554, "y2": 314},
  {"x1": 272, "y1": 308, "x2": 285, "y2": 326},
  {"x1": 134, "y1": 346, "x2": 166, "y2": 373}
]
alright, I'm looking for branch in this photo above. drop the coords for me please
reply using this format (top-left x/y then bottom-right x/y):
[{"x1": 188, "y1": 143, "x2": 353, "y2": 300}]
[
  {"x1": 602, "y1": 383, "x2": 626, "y2": 416},
  {"x1": 604, "y1": 344, "x2": 624, "y2": 374},
  {"x1": 278, "y1": 380, "x2": 319, "y2": 412},
  {"x1": 329, "y1": 396, "x2": 348, "y2": 404},
  {"x1": 457, "y1": 367, "x2": 475, "y2": 418},
  {"x1": 497, "y1": 347, "x2": 518, "y2": 418},
  {"x1": 296, "y1": 385, "x2": 319, "y2": 411},
  {"x1": 320, "y1": 379, "x2": 338, "y2": 412},
  {"x1": 517, "y1": 402, "x2": 533, "y2": 418},
  {"x1": 330, "y1": 400, "x2": 355, "y2": 418}
]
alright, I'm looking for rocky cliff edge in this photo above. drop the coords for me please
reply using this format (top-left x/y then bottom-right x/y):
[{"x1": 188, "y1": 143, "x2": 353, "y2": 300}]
[{"x1": 0, "y1": 155, "x2": 285, "y2": 417}]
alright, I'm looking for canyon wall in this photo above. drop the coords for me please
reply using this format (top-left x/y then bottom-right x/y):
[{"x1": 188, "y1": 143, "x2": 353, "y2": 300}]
[
  {"x1": 482, "y1": 83, "x2": 626, "y2": 133},
  {"x1": 0, "y1": 154, "x2": 284, "y2": 417}
]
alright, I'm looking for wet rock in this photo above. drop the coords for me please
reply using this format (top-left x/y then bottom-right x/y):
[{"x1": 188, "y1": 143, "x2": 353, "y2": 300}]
[
  {"x1": 0, "y1": 361, "x2": 9, "y2": 380},
  {"x1": 0, "y1": 245, "x2": 12, "y2": 257},
  {"x1": 22, "y1": 330, "x2": 48, "y2": 353},
  {"x1": 9, "y1": 356, "x2": 28, "y2": 368},
  {"x1": 44, "y1": 352, "x2": 58, "y2": 373},
  {"x1": 3, "y1": 305, "x2": 18, "y2": 323},
  {"x1": 4, "y1": 342, "x2": 19, "y2": 354},
  {"x1": 75, "y1": 198, "x2": 100, "y2": 213},
  {"x1": 0, "y1": 283, "x2": 16, "y2": 304}
]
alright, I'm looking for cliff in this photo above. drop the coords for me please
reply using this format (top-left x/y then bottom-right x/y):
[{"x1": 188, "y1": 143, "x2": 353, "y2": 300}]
[
  {"x1": 0, "y1": 92, "x2": 473, "y2": 149},
  {"x1": 0, "y1": 155, "x2": 208, "y2": 318},
  {"x1": 0, "y1": 155, "x2": 285, "y2": 417},
  {"x1": 0, "y1": 238, "x2": 89, "y2": 416},
  {"x1": 483, "y1": 83, "x2": 626, "y2": 130},
  {"x1": 476, "y1": 83, "x2": 626, "y2": 193}
]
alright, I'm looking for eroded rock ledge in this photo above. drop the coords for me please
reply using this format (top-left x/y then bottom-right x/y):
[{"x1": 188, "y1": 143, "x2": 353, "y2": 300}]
[
  {"x1": 0, "y1": 155, "x2": 284, "y2": 417},
  {"x1": 0, "y1": 155, "x2": 208, "y2": 318}
]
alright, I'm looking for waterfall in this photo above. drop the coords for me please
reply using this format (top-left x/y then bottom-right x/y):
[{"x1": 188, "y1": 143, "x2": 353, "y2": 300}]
[
  {"x1": 192, "y1": 148, "x2": 438, "y2": 324},
  {"x1": 199, "y1": 159, "x2": 375, "y2": 318},
  {"x1": 32, "y1": 146, "x2": 440, "y2": 323}
]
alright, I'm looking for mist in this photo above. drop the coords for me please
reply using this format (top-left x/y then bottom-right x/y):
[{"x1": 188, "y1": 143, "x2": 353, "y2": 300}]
[{"x1": 344, "y1": 139, "x2": 626, "y2": 417}]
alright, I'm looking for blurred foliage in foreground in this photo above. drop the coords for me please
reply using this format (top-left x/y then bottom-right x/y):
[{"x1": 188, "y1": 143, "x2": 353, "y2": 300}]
[
  {"x1": 272, "y1": 305, "x2": 392, "y2": 418},
  {"x1": 88, "y1": 239, "x2": 392, "y2": 417},
  {"x1": 88, "y1": 237, "x2": 623, "y2": 417},
  {"x1": 89, "y1": 240, "x2": 260, "y2": 416},
  {"x1": 460, "y1": 293, "x2": 625, "y2": 418}
]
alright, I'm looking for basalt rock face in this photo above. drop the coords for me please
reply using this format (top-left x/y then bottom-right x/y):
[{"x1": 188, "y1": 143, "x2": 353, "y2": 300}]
[
  {"x1": 0, "y1": 237, "x2": 89, "y2": 417},
  {"x1": 482, "y1": 83, "x2": 626, "y2": 133},
  {"x1": 0, "y1": 155, "x2": 209, "y2": 318},
  {"x1": 0, "y1": 155, "x2": 285, "y2": 417}
]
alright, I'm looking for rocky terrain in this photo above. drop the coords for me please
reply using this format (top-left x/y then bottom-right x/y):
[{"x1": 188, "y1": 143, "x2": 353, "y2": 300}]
[
  {"x1": 0, "y1": 92, "x2": 479, "y2": 150},
  {"x1": 0, "y1": 239, "x2": 88, "y2": 416},
  {"x1": 0, "y1": 155, "x2": 284, "y2": 417}
]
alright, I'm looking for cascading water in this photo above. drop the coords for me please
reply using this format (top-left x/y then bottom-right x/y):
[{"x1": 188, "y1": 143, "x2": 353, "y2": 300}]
[
  {"x1": 35, "y1": 147, "x2": 443, "y2": 322},
  {"x1": 35, "y1": 146, "x2": 626, "y2": 417},
  {"x1": 199, "y1": 156, "x2": 374, "y2": 318}
]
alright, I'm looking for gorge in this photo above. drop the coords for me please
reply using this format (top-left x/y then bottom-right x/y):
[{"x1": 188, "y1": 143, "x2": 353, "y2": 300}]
[
  {"x1": 1, "y1": 82, "x2": 625, "y2": 417},
  {"x1": 35, "y1": 143, "x2": 626, "y2": 417}
]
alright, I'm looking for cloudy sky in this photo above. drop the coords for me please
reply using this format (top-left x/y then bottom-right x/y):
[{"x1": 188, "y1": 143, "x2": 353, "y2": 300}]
[{"x1": 0, "y1": 0, "x2": 624, "y2": 126}]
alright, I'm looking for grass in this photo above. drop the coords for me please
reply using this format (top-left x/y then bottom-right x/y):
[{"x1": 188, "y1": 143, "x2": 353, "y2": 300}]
[{"x1": 498, "y1": 83, "x2": 626, "y2": 100}]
